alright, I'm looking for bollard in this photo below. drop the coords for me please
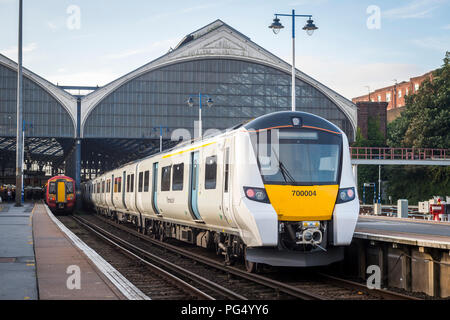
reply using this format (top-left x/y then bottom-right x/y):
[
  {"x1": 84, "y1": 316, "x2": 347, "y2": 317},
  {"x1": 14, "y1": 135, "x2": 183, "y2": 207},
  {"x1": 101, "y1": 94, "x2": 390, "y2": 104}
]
[
  {"x1": 397, "y1": 199, "x2": 408, "y2": 218},
  {"x1": 374, "y1": 203, "x2": 382, "y2": 215}
]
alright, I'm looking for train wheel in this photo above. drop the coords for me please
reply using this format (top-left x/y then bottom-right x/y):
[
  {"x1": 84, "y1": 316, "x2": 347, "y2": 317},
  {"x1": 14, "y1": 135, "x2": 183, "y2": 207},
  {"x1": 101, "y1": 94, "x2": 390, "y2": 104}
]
[{"x1": 244, "y1": 247, "x2": 258, "y2": 273}]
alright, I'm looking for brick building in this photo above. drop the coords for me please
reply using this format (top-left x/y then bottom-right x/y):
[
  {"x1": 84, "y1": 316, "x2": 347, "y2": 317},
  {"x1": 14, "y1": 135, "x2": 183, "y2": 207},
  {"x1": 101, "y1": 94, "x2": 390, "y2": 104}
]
[{"x1": 352, "y1": 71, "x2": 433, "y2": 122}]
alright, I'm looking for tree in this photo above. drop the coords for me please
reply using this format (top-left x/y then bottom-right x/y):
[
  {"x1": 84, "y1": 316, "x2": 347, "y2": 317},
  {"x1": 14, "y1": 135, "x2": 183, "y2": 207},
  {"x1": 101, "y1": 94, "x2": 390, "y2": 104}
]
[
  {"x1": 353, "y1": 117, "x2": 386, "y2": 201},
  {"x1": 385, "y1": 52, "x2": 450, "y2": 204},
  {"x1": 388, "y1": 51, "x2": 450, "y2": 149}
]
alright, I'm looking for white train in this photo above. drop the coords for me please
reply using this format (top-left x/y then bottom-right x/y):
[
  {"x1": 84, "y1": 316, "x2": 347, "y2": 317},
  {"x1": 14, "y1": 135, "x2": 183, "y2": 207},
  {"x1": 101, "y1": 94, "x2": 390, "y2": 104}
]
[{"x1": 82, "y1": 111, "x2": 359, "y2": 271}]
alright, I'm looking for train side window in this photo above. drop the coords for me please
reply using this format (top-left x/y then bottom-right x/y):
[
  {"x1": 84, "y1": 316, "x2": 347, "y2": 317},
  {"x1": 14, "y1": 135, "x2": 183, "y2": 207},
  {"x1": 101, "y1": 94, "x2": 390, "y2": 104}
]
[
  {"x1": 49, "y1": 182, "x2": 56, "y2": 194},
  {"x1": 172, "y1": 163, "x2": 184, "y2": 191},
  {"x1": 138, "y1": 172, "x2": 143, "y2": 192},
  {"x1": 127, "y1": 174, "x2": 130, "y2": 193},
  {"x1": 205, "y1": 155, "x2": 217, "y2": 189},
  {"x1": 66, "y1": 182, "x2": 74, "y2": 194},
  {"x1": 144, "y1": 171, "x2": 150, "y2": 192},
  {"x1": 118, "y1": 177, "x2": 122, "y2": 193},
  {"x1": 102, "y1": 181, "x2": 105, "y2": 193},
  {"x1": 161, "y1": 165, "x2": 171, "y2": 191},
  {"x1": 130, "y1": 174, "x2": 134, "y2": 192},
  {"x1": 114, "y1": 178, "x2": 117, "y2": 193}
]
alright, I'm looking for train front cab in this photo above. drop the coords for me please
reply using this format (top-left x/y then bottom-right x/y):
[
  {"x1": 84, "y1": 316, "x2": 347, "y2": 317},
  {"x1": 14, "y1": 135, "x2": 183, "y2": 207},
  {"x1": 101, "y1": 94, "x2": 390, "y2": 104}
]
[
  {"x1": 47, "y1": 177, "x2": 75, "y2": 214},
  {"x1": 241, "y1": 112, "x2": 359, "y2": 267}
]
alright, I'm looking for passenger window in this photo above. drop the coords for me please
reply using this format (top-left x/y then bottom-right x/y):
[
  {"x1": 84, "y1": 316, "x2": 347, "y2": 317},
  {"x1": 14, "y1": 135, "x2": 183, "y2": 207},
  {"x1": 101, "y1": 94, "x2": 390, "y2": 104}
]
[
  {"x1": 172, "y1": 163, "x2": 184, "y2": 191},
  {"x1": 161, "y1": 165, "x2": 171, "y2": 191},
  {"x1": 130, "y1": 174, "x2": 134, "y2": 192},
  {"x1": 138, "y1": 172, "x2": 143, "y2": 192},
  {"x1": 205, "y1": 155, "x2": 217, "y2": 189},
  {"x1": 144, "y1": 171, "x2": 150, "y2": 192},
  {"x1": 49, "y1": 182, "x2": 56, "y2": 194},
  {"x1": 127, "y1": 174, "x2": 130, "y2": 193},
  {"x1": 102, "y1": 181, "x2": 105, "y2": 193},
  {"x1": 118, "y1": 177, "x2": 122, "y2": 193}
]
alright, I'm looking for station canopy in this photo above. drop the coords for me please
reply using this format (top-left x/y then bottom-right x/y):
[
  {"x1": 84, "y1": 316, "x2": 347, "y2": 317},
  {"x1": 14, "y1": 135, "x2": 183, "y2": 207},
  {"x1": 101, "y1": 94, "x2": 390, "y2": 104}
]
[{"x1": 0, "y1": 20, "x2": 357, "y2": 182}]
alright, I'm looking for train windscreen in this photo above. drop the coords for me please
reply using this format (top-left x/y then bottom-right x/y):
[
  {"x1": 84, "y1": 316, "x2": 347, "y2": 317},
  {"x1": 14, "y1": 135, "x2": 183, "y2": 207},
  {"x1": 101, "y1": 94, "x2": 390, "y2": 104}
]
[
  {"x1": 252, "y1": 128, "x2": 342, "y2": 186},
  {"x1": 66, "y1": 181, "x2": 74, "y2": 193},
  {"x1": 49, "y1": 182, "x2": 56, "y2": 194}
]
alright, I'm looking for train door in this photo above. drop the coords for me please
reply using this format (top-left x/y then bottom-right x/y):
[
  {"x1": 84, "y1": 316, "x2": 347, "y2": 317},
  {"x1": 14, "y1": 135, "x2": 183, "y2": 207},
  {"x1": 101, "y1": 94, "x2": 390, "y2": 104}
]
[
  {"x1": 111, "y1": 174, "x2": 114, "y2": 207},
  {"x1": 189, "y1": 151, "x2": 202, "y2": 220},
  {"x1": 57, "y1": 180, "x2": 66, "y2": 203},
  {"x1": 122, "y1": 171, "x2": 127, "y2": 209},
  {"x1": 221, "y1": 145, "x2": 233, "y2": 225},
  {"x1": 152, "y1": 163, "x2": 160, "y2": 215}
]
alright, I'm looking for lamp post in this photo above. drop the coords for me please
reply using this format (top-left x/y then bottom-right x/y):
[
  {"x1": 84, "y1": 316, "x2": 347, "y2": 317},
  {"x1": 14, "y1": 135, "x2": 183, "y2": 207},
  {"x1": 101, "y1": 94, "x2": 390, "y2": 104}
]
[
  {"x1": 22, "y1": 120, "x2": 32, "y2": 202},
  {"x1": 153, "y1": 126, "x2": 170, "y2": 152},
  {"x1": 15, "y1": 0, "x2": 23, "y2": 207},
  {"x1": 269, "y1": 9, "x2": 318, "y2": 112},
  {"x1": 186, "y1": 93, "x2": 213, "y2": 139}
]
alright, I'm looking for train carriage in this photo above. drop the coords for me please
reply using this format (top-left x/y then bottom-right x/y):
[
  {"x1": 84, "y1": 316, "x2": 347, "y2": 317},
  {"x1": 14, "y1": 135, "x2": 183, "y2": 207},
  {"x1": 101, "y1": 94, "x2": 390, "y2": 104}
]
[
  {"x1": 82, "y1": 111, "x2": 359, "y2": 271},
  {"x1": 46, "y1": 175, "x2": 76, "y2": 214}
]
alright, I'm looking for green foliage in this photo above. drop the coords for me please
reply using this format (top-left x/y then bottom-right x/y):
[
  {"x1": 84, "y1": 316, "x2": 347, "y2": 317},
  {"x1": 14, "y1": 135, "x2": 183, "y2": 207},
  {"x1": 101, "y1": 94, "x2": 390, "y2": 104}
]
[
  {"x1": 384, "y1": 52, "x2": 450, "y2": 203},
  {"x1": 385, "y1": 166, "x2": 450, "y2": 204},
  {"x1": 389, "y1": 51, "x2": 450, "y2": 149},
  {"x1": 353, "y1": 117, "x2": 386, "y2": 201}
]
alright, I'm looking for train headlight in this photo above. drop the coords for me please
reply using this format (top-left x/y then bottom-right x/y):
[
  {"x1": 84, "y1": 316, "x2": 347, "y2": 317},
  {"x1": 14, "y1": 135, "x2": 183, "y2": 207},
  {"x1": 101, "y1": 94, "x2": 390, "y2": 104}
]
[
  {"x1": 292, "y1": 117, "x2": 302, "y2": 127},
  {"x1": 336, "y1": 187, "x2": 356, "y2": 203},
  {"x1": 244, "y1": 187, "x2": 270, "y2": 203}
]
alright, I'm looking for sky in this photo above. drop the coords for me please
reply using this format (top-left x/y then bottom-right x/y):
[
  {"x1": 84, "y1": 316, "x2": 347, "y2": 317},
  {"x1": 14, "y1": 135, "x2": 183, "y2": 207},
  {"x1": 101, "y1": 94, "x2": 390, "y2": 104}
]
[{"x1": 0, "y1": 0, "x2": 449, "y2": 100}]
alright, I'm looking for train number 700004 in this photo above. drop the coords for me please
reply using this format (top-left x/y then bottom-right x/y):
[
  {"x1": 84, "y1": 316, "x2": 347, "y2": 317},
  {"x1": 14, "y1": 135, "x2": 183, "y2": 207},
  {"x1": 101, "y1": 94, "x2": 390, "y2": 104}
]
[{"x1": 292, "y1": 190, "x2": 317, "y2": 197}]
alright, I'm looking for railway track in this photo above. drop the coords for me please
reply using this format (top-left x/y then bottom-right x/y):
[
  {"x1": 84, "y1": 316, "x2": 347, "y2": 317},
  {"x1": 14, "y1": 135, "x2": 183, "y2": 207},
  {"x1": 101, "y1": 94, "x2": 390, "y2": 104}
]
[
  {"x1": 67, "y1": 213, "x2": 421, "y2": 300},
  {"x1": 59, "y1": 216, "x2": 216, "y2": 300}
]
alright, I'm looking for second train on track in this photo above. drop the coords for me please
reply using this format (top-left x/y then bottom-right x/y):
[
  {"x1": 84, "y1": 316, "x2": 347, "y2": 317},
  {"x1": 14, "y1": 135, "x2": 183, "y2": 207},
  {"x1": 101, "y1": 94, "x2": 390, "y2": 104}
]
[{"x1": 82, "y1": 111, "x2": 359, "y2": 271}]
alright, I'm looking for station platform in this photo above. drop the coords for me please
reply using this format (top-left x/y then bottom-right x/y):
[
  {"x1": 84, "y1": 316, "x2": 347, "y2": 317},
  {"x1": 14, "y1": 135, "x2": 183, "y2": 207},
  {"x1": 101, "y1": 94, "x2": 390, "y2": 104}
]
[
  {"x1": 0, "y1": 202, "x2": 37, "y2": 300},
  {"x1": 355, "y1": 215, "x2": 450, "y2": 249},
  {"x1": 0, "y1": 202, "x2": 148, "y2": 300}
]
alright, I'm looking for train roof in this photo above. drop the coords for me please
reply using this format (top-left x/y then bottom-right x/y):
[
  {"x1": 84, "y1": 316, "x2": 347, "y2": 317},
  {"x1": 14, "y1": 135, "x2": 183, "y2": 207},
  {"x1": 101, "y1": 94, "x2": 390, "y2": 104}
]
[
  {"x1": 244, "y1": 111, "x2": 343, "y2": 134},
  {"x1": 90, "y1": 111, "x2": 344, "y2": 181},
  {"x1": 47, "y1": 175, "x2": 74, "y2": 182}
]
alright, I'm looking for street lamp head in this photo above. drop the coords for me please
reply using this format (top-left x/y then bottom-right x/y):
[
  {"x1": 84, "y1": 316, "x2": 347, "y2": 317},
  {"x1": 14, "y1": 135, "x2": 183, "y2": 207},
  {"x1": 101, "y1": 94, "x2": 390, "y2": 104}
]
[
  {"x1": 269, "y1": 17, "x2": 284, "y2": 34},
  {"x1": 303, "y1": 18, "x2": 318, "y2": 36},
  {"x1": 186, "y1": 97, "x2": 194, "y2": 107},
  {"x1": 206, "y1": 97, "x2": 213, "y2": 107}
]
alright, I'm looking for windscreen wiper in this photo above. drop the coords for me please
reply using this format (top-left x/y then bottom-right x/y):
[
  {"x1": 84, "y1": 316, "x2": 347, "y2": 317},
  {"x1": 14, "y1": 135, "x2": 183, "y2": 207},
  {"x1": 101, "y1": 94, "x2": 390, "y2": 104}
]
[{"x1": 271, "y1": 147, "x2": 296, "y2": 183}]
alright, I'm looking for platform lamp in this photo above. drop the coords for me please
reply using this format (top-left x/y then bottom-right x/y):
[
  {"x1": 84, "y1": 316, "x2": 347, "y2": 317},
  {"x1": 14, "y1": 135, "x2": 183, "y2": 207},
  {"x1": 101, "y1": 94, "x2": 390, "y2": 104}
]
[
  {"x1": 153, "y1": 126, "x2": 170, "y2": 152},
  {"x1": 186, "y1": 93, "x2": 213, "y2": 139},
  {"x1": 269, "y1": 10, "x2": 318, "y2": 112}
]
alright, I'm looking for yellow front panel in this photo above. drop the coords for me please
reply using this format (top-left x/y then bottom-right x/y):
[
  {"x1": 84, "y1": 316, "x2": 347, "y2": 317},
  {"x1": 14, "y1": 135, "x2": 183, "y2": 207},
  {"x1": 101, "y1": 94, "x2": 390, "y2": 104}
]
[
  {"x1": 57, "y1": 181, "x2": 66, "y2": 203},
  {"x1": 264, "y1": 185, "x2": 338, "y2": 221}
]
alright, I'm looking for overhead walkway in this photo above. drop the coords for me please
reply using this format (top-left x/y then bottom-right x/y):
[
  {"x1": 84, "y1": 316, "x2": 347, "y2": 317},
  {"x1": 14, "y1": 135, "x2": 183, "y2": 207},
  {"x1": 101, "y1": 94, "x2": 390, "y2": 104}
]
[{"x1": 350, "y1": 147, "x2": 450, "y2": 166}]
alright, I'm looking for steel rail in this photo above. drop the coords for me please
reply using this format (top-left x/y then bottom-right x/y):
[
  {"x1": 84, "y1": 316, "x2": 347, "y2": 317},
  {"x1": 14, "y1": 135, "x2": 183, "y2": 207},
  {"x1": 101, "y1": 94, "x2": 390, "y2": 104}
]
[
  {"x1": 317, "y1": 273, "x2": 421, "y2": 300},
  {"x1": 72, "y1": 215, "x2": 247, "y2": 300},
  {"x1": 92, "y1": 214, "x2": 423, "y2": 300},
  {"x1": 92, "y1": 214, "x2": 324, "y2": 300}
]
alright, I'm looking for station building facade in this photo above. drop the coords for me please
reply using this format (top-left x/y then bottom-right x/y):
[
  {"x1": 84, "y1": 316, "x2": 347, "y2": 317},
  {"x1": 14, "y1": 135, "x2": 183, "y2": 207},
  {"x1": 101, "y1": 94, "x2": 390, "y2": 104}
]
[{"x1": 0, "y1": 20, "x2": 357, "y2": 184}]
